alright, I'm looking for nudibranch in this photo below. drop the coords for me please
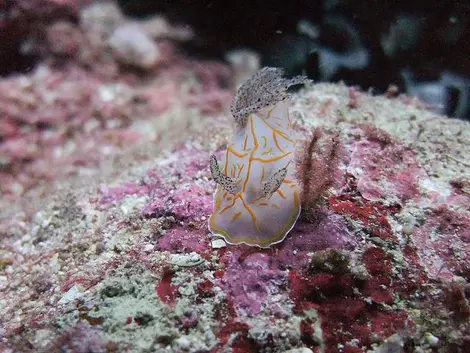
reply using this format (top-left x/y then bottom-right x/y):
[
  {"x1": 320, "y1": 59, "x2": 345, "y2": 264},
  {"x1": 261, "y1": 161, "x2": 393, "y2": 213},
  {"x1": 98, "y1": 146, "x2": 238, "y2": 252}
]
[{"x1": 208, "y1": 67, "x2": 311, "y2": 247}]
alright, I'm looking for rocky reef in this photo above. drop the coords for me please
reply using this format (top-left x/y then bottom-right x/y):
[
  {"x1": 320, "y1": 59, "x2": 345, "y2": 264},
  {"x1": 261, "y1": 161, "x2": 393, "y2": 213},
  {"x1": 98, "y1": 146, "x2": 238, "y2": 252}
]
[{"x1": 1, "y1": 2, "x2": 470, "y2": 353}]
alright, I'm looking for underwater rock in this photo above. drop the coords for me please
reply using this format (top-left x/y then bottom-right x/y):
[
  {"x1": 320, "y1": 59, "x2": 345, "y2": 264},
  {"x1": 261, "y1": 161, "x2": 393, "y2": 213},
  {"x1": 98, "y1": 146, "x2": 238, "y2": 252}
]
[{"x1": 0, "y1": 11, "x2": 469, "y2": 352}]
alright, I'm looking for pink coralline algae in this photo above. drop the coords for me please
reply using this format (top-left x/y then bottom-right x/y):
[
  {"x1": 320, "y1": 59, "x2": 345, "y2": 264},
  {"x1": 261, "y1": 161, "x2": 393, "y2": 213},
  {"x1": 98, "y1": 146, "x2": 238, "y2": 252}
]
[
  {"x1": 100, "y1": 147, "x2": 215, "y2": 221},
  {"x1": 1, "y1": 5, "x2": 470, "y2": 351},
  {"x1": 219, "y1": 224, "x2": 353, "y2": 318},
  {"x1": 0, "y1": 63, "x2": 231, "y2": 197},
  {"x1": 157, "y1": 228, "x2": 211, "y2": 254},
  {"x1": 412, "y1": 205, "x2": 470, "y2": 279},
  {"x1": 348, "y1": 125, "x2": 424, "y2": 203},
  {"x1": 221, "y1": 252, "x2": 288, "y2": 316}
]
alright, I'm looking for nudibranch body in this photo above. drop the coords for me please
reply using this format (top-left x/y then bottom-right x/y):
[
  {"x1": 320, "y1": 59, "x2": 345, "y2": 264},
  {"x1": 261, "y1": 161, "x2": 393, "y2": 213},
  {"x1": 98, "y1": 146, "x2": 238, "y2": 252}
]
[{"x1": 208, "y1": 67, "x2": 310, "y2": 247}]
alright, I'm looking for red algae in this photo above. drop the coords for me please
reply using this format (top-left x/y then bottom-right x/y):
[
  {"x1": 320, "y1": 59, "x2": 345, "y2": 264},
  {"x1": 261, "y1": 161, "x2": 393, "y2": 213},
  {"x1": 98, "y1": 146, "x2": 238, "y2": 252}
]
[
  {"x1": 412, "y1": 204, "x2": 470, "y2": 279},
  {"x1": 329, "y1": 191, "x2": 400, "y2": 242},
  {"x1": 1, "y1": 9, "x2": 470, "y2": 350},
  {"x1": 348, "y1": 125, "x2": 425, "y2": 203},
  {"x1": 155, "y1": 270, "x2": 179, "y2": 306}
]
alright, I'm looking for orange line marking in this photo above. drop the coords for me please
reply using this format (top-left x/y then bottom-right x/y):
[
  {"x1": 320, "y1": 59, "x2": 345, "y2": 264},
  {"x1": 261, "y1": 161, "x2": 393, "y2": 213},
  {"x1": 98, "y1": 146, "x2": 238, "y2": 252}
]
[
  {"x1": 228, "y1": 145, "x2": 249, "y2": 158},
  {"x1": 265, "y1": 106, "x2": 275, "y2": 119},
  {"x1": 224, "y1": 148, "x2": 229, "y2": 174},
  {"x1": 259, "y1": 115, "x2": 293, "y2": 142},
  {"x1": 273, "y1": 132, "x2": 284, "y2": 153},
  {"x1": 220, "y1": 195, "x2": 239, "y2": 214},
  {"x1": 240, "y1": 196, "x2": 259, "y2": 232},
  {"x1": 237, "y1": 164, "x2": 244, "y2": 178},
  {"x1": 262, "y1": 148, "x2": 273, "y2": 155},
  {"x1": 230, "y1": 211, "x2": 242, "y2": 223},
  {"x1": 251, "y1": 152, "x2": 292, "y2": 163},
  {"x1": 243, "y1": 116, "x2": 259, "y2": 192}
]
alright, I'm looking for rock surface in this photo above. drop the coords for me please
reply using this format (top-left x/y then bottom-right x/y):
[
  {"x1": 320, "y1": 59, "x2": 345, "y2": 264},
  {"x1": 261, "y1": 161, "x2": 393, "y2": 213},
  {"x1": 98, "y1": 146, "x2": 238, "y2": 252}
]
[{"x1": 1, "y1": 3, "x2": 470, "y2": 353}]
